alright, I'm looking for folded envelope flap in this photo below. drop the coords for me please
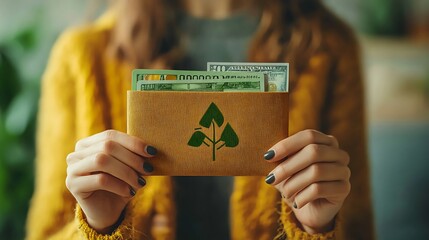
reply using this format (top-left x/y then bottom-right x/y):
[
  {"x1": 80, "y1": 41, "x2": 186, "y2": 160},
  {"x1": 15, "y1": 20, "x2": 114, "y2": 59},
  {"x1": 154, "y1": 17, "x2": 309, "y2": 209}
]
[{"x1": 127, "y1": 91, "x2": 288, "y2": 176}]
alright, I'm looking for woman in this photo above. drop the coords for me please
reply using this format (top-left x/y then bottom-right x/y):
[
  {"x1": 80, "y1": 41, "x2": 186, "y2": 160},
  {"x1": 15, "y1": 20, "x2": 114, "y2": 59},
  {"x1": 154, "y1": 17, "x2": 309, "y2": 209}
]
[{"x1": 26, "y1": 0, "x2": 374, "y2": 239}]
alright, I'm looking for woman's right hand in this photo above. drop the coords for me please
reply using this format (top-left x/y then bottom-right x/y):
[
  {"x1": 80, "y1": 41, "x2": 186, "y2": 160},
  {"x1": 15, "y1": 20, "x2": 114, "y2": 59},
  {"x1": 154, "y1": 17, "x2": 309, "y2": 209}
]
[{"x1": 66, "y1": 130, "x2": 157, "y2": 234}]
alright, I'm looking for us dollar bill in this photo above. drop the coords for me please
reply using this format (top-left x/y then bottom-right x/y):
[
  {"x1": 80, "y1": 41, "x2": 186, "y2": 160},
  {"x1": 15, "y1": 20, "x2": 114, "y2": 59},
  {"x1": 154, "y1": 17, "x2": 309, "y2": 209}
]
[
  {"x1": 132, "y1": 69, "x2": 265, "y2": 91},
  {"x1": 207, "y1": 62, "x2": 289, "y2": 92},
  {"x1": 137, "y1": 79, "x2": 264, "y2": 92}
]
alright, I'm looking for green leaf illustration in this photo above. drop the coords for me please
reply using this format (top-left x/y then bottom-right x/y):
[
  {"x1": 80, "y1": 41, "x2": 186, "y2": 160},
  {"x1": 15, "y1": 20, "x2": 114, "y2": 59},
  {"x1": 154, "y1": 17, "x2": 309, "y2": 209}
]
[
  {"x1": 187, "y1": 131, "x2": 208, "y2": 147},
  {"x1": 199, "y1": 102, "x2": 224, "y2": 128},
  {"x1": 188, "y1": 102, "x2": 239, "y2": 161},
  {"x1": 219, "y1": 123, "x2": 239, "y2": 147}
]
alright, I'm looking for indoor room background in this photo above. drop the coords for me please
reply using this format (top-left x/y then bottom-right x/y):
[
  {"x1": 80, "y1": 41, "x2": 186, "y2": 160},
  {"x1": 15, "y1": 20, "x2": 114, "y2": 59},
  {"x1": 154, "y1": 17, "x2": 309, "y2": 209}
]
[{"x1": 0, "y1": 0, "x2": 428, "y2": 239}]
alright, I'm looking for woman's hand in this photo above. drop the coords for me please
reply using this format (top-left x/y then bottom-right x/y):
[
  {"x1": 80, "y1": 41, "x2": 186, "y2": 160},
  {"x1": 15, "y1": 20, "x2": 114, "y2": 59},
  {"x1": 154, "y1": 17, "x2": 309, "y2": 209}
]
[
  {"x1": 66, "y1": 130, "x2": 157, "y2": 234},
  {"x1": 264, "y1": 129, "x2": 351, "y2": 234}
]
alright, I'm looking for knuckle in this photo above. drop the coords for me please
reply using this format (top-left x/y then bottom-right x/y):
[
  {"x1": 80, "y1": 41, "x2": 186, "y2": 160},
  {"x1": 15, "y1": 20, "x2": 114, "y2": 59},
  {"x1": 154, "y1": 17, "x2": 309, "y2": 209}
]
[
  {"x1": 66, "y1": 153, "x2": 75, "y2": 165},
  {"x1": 279, "y1": 163, "x2": 288, "y2": 176},
  {"x1": 310, "y1": 164, "x2": 321, "y2": 179},
  {"x1": 130, "y1": 139, "x2": 138, "y2": 150},
  {"x1": 343, "y1": 151, "x2": 351, "y2": 165},
  {"x1": 66, "y1": 163, "x2": 78, "y2": 177},
  {"x1": 305, "y1": 129, "x2": 318, "y2": 143},
  {"x1": 104, "y1": 129, "x2": 117, "y2": 141},
  {"x1": 130, "y1": 139, "x2": 143, "y2": 154},
  {"x1": 96, "y1": 174, "x2": 109, "y2": 187},
  {"x1": 326, "y1": 135, "x2": 340, "y2": 147},
  {"x1": 344, "y1": 167, "x2": 352, "y2": 180},
  {"x1": 94, "y1": 153, "x2": 109, "y2": 167},
  {"x1": 331, "y1": 135, "x2": 339, "y2": 146},
  {"x1": 75, "y1": 140, "x2": 84, "y2": 150},
  {"x1": 103, "y1": 140, "x2": 116, "y2": 154},
  {"x1": 306, "y1": 144, "x2": 320, "y2": 161},
  {"x1": 310, "y1": 183, "x2": 321, "y2": 196}
]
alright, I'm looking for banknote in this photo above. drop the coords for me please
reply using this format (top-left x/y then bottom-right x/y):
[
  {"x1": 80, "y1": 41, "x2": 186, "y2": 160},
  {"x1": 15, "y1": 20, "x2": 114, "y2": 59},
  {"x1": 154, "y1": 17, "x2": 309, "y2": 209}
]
[
  {"x1": 132, "y1": 69, "x2": 265, "y2": 91},
  {"x1": 207, "y1": 62, "x2": 289, "y2": 92},
  {"x1": 137, "y1": 79, "x2": 264, "y2": 92}
]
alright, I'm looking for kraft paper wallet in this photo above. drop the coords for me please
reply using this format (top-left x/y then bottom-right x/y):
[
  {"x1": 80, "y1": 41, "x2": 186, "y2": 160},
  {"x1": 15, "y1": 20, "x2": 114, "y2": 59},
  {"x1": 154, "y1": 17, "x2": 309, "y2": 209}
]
[{"x1": 127, "y1": 91, "x2": 288, "y2": 176}]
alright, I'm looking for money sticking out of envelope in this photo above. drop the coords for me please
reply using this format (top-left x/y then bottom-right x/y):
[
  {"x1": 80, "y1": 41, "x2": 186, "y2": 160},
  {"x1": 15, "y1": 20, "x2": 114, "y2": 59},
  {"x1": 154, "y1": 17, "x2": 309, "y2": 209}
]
[{"x1": 128, "y1": 63, "x2": 289, "y2": 176}]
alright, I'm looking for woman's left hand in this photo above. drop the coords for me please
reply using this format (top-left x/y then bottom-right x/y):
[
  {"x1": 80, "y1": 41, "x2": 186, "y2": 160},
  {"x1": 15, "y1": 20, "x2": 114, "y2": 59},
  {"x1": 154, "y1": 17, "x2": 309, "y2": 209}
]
[{"x1": 264, "y1": 129, "x2": 351, "y2": 234}]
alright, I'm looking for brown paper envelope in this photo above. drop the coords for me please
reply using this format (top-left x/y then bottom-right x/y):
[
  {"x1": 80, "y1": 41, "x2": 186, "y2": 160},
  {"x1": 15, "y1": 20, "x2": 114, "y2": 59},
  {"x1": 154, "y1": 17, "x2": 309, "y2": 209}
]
[{"x1": 127, "y1": 91, "x2": 288, "y2": 176}]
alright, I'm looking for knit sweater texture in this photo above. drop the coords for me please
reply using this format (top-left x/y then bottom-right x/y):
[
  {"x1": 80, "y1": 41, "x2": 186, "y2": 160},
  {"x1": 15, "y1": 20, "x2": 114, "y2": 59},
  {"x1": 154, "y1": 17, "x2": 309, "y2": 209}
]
[{"x1": 26, "y1": 11, "x2": 374, "y2": 240}]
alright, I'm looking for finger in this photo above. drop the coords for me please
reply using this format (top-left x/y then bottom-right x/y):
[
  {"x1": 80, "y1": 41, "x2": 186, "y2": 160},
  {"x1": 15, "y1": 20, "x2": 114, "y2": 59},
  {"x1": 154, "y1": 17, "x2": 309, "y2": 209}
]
[
  {"x1": 69, "y1": 139, "x2": 154, "y2": 174},
  {"x1": 67, "y1": 153, "x2": 147, "y2": 190},
  {"x1": 277, "y1": 163, "x2": 351, "y2": 199},
  {"x1": 75, "y1": 130, "x2": 157, "y2": 158},
  {"x1": 279, "y1": 191, "x2": 295, "y2": 207},
  {"x1": 294, "y1": 181, "x2": 351, "y2": 209},
  {"x1": 66, "y1": 173, "x2": 135, "y2": 199},
  {"x1": 266, "y1": 144, "x2": 349, "y2": 185},
  {"x1": 264, "y1": 129, "x2": 339, "y2": 162}
]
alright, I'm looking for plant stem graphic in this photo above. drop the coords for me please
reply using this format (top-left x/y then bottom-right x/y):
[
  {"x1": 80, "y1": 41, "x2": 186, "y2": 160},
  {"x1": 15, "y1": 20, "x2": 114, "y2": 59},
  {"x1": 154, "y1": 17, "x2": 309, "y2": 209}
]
[
  {"x1": 212, "y1": 121, "x2": 216, "y2": 161},
  {"x1": 188, "y1": 102, "x2": 239, "y2": 161}
]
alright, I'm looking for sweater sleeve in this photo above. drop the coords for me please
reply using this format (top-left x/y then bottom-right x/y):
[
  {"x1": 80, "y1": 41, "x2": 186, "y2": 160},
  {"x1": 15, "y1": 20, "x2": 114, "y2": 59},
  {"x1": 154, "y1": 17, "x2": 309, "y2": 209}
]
[
  {"x1": 276, "y1": 34, "x2": 374, "y2": 240},
  {"x1": 26, "y1": 29, "x2": 80, "y2": 240},
  {"x1": 73, "y1": 204, "x2": 134, "y2": 239},
  {"x1": 320, "y1": 35, "x2": 375, "y2": 240},
  {"x1": 25, "y1": 29, "x2": 139, "y2": 240},
  {"x1": 277, "y1": 186, "x2": 339, "y2": 240}
]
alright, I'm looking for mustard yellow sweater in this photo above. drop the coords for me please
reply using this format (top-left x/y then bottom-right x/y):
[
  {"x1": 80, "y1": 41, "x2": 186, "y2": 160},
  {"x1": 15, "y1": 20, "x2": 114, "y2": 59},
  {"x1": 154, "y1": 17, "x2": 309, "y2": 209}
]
[{"x1": 26, "y1": 13, "x2": 374, "y2": 240}]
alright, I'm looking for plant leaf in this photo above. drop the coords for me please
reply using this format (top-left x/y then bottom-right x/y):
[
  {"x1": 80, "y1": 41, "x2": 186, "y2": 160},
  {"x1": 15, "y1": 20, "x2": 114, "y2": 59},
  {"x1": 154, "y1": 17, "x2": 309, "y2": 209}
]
[
  {"x1": 199, "y1": 102, "x2": 224, "y2": 128},
  {"x1": 187, "y1": 131, "x2": 208, "y2": 147},
  {"x1": 0, "y1": 50, "x2": 21, "y2": 112},
  {"x1": 219, "y1": 123, "x2": 239, "y2": 147}
]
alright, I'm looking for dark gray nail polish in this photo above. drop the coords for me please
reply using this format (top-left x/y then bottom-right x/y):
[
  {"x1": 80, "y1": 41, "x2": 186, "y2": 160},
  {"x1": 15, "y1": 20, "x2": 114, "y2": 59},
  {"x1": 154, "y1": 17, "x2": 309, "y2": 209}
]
[
  {"x1": 143, "y1": 162, "x2": 154, "y2": 173},
  {"x1": 264, "y1": 150, "x2": 275, "y2": 160},
  {"x1": 265, "y1": 173, "x2": 275, "y2": 184},
  {"x1": 138, "y1": 176, "x2": 146, "y2": 186},
  {"x1": 130, "y1": 187, "x2": 136, "y2": 196},
  {"x1": 146, "y1": 145, "x2": 158, "y2": 156},
  {"x1": 293, "y1": 202, "x2": 298, "y2": 209}
]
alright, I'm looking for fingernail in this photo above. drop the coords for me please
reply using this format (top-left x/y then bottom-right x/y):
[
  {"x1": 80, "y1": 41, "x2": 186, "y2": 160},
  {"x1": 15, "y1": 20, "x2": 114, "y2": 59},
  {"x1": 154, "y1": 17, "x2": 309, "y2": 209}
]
[
  {"x1": 293, "y1": 202, "x2": 298, "y2": 209},
  {"x1": 265, "y1": 173, "x2": 275, "y2": 184},
  {"x1": 138, "y1": 176, "x2": 146, "y2": 186},
  {"x1": 146, "y1": 145, "x2": 158, "y2": 156},
  {"x1": 143, "y1": 162, "x2": 154, "y2": 173},
  {"x1": 130, "y1": 187, "x2": 136, "y2": 196},
  {"x1": 264, "y1": 149, "x2": 275, "y2": 160}
]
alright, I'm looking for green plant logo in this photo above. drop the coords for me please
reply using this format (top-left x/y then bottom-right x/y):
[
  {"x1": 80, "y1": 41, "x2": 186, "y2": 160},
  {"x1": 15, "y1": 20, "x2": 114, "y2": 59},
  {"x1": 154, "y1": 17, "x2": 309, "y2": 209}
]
[{"x1": 187, "y1": 102, "x2": 239, "y2": 161}]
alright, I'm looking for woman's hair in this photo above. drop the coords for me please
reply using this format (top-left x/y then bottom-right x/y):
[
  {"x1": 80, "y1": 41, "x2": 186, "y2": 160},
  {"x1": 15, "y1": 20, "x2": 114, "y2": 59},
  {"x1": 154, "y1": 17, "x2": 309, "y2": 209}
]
[{"x1": 110, "y1": 0, "x2": 352, "y2": 78}]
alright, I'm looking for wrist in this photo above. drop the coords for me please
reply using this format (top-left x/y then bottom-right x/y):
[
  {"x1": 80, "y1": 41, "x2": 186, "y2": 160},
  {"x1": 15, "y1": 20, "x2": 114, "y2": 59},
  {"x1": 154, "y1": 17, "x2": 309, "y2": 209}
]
[
  {"x1": 87, "y1": 211, "x2": 125, "y2": 235},
  {"x1": 289, "y1": 210, "x2": 336, "y2": 234},
  {"x1": 301, "y1": 219, "x2": 335, "y2": 234},
  {"x1": 87, "y1": 220, "x2": 117, "y2": 235}
]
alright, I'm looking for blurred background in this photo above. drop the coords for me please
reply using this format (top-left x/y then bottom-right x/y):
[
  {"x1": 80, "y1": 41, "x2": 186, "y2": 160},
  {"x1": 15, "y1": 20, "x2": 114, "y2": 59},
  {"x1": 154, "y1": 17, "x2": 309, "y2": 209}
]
[{"x1": 0, "y1": 0, "x2": 428, "y2": 239}]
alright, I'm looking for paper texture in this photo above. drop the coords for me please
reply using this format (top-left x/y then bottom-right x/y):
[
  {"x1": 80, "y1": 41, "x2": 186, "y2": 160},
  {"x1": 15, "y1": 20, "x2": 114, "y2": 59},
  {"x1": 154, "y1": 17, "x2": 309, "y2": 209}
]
[{"x1": 127, "y1": 91, "x2": 288, "y2": 176}]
